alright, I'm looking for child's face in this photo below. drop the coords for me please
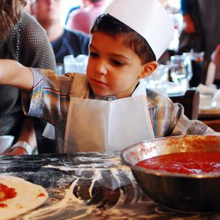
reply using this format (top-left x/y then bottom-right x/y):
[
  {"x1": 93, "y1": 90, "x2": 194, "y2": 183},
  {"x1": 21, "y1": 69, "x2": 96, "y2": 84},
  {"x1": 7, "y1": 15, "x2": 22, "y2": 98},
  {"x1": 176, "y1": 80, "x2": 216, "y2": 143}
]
[{"x1": 87, "y1": 31, "x2": 150, "y2": 98}]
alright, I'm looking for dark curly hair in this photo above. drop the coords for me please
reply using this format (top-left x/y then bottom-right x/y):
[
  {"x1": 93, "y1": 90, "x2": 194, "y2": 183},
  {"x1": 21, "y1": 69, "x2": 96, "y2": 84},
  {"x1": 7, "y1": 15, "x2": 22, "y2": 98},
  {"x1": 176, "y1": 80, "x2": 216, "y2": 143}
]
[
  {"x1": 91, "y1": 14, "x2": 156, "y2": 64},
  {"x1": 0, "y1": 0, "x2": 27, "y2": 40}
]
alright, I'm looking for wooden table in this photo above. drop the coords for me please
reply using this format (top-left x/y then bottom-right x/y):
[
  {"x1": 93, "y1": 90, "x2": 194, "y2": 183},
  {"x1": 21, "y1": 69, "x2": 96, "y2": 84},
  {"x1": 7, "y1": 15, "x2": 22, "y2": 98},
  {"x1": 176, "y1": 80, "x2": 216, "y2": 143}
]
[
  {"x1": 199, "y1": 112, "x2": 220, "y2": 132},
  {"x1": 1, "y1": 153, "x2": 220, "y2": 219}
]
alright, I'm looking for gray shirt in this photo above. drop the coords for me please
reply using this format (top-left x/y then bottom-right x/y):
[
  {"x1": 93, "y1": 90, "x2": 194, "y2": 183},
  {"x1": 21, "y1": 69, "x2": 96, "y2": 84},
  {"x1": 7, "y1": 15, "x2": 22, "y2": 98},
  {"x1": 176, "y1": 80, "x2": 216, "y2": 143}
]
[{"x1": 0, "y1": 12, "x2": 56, "y2": 138}]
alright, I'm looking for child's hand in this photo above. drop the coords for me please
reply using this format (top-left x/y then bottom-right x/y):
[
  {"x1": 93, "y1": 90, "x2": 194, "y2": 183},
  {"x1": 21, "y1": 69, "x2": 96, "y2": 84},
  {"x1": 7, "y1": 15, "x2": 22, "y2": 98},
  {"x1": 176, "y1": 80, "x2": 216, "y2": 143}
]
[
  {"x1": 0, "y1": 59, "x2": 20, "y2": 85},
  {"x1": 0, "y1": 59, "x2": 6, "y2": 82},
  {"x1": 0, "y1": 59, "x2": 33, "y2": 91}
]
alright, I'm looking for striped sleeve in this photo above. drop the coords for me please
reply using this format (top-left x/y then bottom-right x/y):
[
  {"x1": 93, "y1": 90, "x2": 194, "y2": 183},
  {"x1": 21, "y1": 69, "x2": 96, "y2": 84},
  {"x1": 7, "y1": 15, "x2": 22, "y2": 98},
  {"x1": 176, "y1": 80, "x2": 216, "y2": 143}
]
[{"x1": 22, "y1": 68, "x2": 73, "y2": 126}]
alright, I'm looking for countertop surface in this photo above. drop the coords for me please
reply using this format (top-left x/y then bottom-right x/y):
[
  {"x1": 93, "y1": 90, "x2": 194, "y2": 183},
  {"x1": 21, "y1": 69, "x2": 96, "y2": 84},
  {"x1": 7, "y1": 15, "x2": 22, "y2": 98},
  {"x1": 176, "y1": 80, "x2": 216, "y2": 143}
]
[{"x1": 1, "y1": 153, "x2": 220, "y2": 220}]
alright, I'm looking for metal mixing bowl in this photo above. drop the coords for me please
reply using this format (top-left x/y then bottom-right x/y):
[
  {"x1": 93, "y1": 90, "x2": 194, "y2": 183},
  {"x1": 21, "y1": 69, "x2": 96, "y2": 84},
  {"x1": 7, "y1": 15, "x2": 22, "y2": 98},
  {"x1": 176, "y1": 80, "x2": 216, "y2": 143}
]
[{"x1": 120, "y1": 135, "x2": 220, "y2": 213}]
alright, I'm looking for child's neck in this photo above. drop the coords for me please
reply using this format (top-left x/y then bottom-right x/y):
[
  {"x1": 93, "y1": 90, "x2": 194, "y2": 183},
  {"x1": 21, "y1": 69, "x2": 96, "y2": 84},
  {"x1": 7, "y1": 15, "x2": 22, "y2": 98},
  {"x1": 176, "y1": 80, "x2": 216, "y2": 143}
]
[
  {"x1": 89, "y1": 86, "x2": 117, "y2": 101},
  {"x1": 88, "y1": 82, "x2": 140, "y2": 101}
]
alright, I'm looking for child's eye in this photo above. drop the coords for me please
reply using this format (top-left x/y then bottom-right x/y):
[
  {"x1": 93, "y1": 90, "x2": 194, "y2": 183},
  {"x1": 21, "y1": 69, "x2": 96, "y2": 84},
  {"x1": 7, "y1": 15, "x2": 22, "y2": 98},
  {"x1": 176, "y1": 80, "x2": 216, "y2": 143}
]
[
  {"x1": 112, "y1": 60, "x2": 124, "y2": 67},
  {"x1": 89, "y1": 52, "x2": 99, "y2": 58}
]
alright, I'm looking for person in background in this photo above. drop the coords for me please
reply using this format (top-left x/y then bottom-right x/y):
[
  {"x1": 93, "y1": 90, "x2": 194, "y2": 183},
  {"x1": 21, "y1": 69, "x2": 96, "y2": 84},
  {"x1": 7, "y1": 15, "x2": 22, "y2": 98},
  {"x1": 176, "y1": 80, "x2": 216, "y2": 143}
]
[
  {"x1": 212, "y1": 45, "x2": 220, "y2": 69},
  {"x1": 0, "y1": 0, "x2": 217, "y2": 154},
  {"x1": 207, "y1": 44, "x2": 220, "y2": 87},
  {"x1": 0, "y1": 0, "x2": 56, "y2": 155},
  {"x1": 29, "y1": 0, "x2": 90, "y2": 66},
  {"x1": 66, "y1": 0, "x2": 107, "y2": 35},
  {"x1": 180, "y1": 0, "x2": 220, "y2": 84}
]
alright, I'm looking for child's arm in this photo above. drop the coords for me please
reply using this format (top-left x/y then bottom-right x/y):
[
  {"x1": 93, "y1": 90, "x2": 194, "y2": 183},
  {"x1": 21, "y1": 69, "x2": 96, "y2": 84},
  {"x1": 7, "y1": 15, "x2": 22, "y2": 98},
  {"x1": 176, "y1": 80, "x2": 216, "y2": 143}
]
[
  {"x1": 0, "y1": 59, "x2": 33, "y2": 91},
  {"x1": 170, "y1": 103, "x2": 218, "y2": 136}
]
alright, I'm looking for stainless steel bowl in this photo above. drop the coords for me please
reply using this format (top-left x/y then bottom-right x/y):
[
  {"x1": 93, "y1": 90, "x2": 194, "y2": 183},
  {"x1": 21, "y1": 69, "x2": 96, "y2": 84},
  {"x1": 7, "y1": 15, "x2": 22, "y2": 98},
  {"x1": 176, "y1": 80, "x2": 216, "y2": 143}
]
[{"x1": 120, "y1": 135, "x2": 220, "y2": 213}]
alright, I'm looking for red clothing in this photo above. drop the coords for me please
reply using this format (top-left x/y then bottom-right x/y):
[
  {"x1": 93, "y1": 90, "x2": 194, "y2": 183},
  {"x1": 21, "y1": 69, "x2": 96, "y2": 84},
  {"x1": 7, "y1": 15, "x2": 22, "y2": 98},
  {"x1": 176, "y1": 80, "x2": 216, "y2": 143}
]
[{"x1": 66, "y1": 1, "x2": 107, "y2": 34}]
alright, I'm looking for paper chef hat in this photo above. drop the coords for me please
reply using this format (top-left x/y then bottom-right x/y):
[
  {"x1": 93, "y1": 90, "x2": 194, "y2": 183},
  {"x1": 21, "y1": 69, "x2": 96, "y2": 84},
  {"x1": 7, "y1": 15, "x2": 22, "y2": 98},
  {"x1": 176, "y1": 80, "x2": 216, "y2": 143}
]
[{"x1": 103, "y1": 0, "x2": 174, "y2": 60}]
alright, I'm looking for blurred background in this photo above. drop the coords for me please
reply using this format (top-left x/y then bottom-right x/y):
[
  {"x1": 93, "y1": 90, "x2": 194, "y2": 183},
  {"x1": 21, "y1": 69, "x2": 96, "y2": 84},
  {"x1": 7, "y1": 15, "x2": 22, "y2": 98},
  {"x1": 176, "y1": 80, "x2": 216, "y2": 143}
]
[{"x1": 60, "y1": 0, "x2": 182, "y2": 51}]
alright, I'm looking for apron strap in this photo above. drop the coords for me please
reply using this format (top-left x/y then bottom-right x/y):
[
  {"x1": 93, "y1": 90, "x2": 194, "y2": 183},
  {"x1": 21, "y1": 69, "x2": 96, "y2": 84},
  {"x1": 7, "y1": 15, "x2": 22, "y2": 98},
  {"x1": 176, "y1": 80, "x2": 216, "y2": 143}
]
[{"x1": 69, "y1": 73, "x2": 88, "y2": 98}]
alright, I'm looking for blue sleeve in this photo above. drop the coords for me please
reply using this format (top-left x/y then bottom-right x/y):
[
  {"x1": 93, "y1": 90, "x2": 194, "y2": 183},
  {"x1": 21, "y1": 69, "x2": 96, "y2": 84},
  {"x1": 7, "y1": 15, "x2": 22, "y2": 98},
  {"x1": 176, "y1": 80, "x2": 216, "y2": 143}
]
[
  {"x1": 180, "y1": 0, "x2": 191, "y2": 15},
  {"x1": 65, "y1": 6, "x2": 80, "y2": 25}
]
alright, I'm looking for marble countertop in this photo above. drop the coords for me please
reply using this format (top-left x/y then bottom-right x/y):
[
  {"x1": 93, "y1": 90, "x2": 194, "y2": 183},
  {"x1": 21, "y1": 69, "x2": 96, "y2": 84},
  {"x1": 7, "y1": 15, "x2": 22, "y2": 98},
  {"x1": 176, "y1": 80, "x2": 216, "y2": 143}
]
[{"x1": 0, "y1": 153, "x2": 220, "y2": 219}]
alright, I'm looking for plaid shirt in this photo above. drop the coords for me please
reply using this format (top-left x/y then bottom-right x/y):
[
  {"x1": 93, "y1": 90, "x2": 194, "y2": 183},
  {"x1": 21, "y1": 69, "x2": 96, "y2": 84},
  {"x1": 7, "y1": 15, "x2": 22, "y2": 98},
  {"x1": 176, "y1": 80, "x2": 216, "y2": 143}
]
[{"x1": 22, "y1": 69, "x2": 216, "y2": 152}]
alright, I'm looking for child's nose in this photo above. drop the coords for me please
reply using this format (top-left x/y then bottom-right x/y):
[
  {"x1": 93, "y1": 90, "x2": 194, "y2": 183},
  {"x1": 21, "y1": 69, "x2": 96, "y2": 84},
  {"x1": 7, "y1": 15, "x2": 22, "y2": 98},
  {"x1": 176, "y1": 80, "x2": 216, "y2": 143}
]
[{"x1": 95, "y1": 62, "x2": 107, "y2": 75}]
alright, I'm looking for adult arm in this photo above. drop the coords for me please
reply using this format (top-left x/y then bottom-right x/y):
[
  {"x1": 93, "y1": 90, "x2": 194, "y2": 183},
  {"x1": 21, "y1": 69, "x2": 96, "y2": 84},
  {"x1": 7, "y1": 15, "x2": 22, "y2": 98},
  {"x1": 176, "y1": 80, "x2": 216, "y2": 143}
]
[
  {"x1": 0, "y1": 60, "x2": 34, "y2": 155},
  {"x1": 4, "y1": 118, "x2": 37, "y2": 155},
  {"x1": 0, "y1": 12, "x2": 56, "y2": 155},
  {"x1": 13, "y1": 12, "x2": 56, "y2": 155}
]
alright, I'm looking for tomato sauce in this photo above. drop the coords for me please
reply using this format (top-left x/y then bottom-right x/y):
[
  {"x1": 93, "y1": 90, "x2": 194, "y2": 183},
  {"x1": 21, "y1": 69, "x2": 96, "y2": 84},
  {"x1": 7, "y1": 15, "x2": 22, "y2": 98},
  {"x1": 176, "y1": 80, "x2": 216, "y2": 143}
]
[
  {"x1": 38, "y1": 193, "x2": 45, "y2": 197},
  {"x1": 0, "y1": 183, "x2": 17, "y2": 202},
  {"x1": 136, "y1": 152, "x2": 220, "y2": 174},
  {"x1": 0, "y1": 203, "x2": 8, "y2": 208}
]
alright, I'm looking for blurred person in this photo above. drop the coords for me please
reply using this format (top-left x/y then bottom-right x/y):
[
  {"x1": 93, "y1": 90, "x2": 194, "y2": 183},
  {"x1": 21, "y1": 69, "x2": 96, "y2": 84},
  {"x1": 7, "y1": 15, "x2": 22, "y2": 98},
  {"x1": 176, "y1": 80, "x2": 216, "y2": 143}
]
[
  {"x1": 0, "y1": 0, "x2": 217, "y2": 154},
  {"x1": 207, "y1": 44, "x2": 220, "y2": 87},
  {"x1": 29, "y1": 0, "x2": 90, "y2": 65},
  {"x1": 0, "y1": 0, "x2": 56, "y2": 155},
  {"x1": 178, "y1": 0, "x2": 220, "y2": 86},
  {"x1": 66, "y1": 0, "x2": 107, "y2": 35},
  {"x1": 212, "y1": 45, "x2": 220, "y2": 69},
  {"x1": 180, "y1": 0, "x2": 220, "y2": 62}
]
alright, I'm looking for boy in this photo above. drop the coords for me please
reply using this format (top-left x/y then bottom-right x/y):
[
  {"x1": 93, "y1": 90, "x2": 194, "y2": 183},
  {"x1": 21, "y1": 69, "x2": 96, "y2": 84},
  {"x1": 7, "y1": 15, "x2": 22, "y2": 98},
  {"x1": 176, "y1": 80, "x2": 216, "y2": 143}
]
[{"x1": 0, "y1": 0, "x2": 216, "y2": 154}]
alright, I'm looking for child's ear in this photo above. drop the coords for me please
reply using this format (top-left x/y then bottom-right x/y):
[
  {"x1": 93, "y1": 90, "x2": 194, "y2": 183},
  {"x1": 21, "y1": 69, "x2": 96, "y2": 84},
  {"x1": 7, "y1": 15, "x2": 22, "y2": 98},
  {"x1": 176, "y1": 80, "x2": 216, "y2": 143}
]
[{"x1": 139, "y1": 61, "x2": 158, "y2": 79}]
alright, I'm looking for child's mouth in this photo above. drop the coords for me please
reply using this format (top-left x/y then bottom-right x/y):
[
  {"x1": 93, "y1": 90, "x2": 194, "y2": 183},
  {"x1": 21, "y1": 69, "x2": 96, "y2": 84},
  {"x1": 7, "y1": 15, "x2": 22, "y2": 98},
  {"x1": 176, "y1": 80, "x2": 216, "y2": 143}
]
[{"x1": 92, "y1": 79, "x2": 108, "y2": 86}]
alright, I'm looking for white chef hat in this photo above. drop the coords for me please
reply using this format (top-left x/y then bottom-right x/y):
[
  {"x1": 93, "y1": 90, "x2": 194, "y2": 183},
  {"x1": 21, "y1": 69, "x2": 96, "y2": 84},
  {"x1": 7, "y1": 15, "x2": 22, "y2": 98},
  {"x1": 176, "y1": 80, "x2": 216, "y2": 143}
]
[{"x1": 103, "y1": 0, "x2": 174, "y2": 60}]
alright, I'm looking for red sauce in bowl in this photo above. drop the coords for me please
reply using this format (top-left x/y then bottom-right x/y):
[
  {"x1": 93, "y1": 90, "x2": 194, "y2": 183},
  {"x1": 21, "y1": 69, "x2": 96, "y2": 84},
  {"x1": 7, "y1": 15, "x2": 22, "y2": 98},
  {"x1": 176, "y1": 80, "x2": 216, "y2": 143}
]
[{"x1": 136, "y1": 152, "x2": 220, "y2": 174}]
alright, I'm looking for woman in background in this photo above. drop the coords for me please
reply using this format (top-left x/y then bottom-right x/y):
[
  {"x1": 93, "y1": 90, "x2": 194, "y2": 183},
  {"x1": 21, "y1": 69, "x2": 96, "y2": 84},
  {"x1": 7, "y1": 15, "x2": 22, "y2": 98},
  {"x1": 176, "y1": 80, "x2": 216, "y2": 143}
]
[{"x1": 0, "y1": 0, "x2": 56, "y2": 155}]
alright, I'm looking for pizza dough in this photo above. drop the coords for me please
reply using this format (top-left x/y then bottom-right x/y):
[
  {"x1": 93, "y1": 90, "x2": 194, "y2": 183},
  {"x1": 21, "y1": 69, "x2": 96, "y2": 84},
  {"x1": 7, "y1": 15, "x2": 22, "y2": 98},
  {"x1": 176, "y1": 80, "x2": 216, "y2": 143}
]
[{"x1": 0, "y1": 175, "x2": 48, "y2": 220}]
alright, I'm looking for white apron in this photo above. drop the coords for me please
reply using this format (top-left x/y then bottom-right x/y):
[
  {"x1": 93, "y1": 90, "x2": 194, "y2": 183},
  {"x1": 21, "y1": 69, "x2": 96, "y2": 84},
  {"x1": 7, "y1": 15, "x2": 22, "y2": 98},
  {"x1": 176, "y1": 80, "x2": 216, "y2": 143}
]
[{"x1": 64, "y1": 75, "x2": 154, "y2": 153}]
